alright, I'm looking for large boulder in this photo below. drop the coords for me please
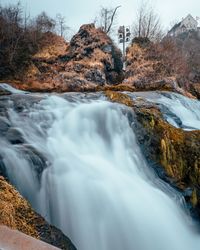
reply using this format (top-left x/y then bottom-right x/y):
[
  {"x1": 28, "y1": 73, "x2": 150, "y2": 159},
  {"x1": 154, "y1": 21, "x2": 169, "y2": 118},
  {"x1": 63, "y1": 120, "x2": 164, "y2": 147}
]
[
  {"x1": 10, "y1": 25, "x2": 123, "y2": 92},
  {"x1": 67, "y1": 24, "x2": 123, "y2": 84}
]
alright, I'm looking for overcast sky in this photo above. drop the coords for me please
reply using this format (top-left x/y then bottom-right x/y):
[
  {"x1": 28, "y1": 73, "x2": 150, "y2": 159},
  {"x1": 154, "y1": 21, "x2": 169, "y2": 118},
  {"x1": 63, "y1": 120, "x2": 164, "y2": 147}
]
[{"x1": 1, "y1": 0, "x2": 200, "y2": 34}]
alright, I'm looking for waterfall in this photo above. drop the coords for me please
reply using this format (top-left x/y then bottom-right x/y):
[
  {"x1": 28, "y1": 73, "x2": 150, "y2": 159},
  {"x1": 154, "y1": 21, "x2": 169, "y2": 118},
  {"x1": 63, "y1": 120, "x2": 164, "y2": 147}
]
[
  {"x1": 128, "y1": 91, "x2": 200, "y2": 130},
  {"x1": 1, "y1": 89, "x2": 200, "y2": 250}
]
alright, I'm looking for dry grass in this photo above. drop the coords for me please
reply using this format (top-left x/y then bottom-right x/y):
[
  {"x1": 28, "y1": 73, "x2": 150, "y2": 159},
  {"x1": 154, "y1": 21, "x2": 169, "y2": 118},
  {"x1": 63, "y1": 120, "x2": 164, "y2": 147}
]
[
  {"x1": 33, "y1": 32, "x2": 69, "y2": 60},
  {"x1": 0, "y1": 176, "x2": 39, "y2": 239}
]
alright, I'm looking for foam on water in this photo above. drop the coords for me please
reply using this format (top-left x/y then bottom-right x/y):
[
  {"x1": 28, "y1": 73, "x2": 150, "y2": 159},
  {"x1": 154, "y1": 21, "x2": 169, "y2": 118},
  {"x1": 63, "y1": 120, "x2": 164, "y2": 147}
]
[
  {"x1": 1, "y1": 92, "x2": 200, "y2": 250},
  {"x1": 129, "y1": 91, "x2": 200, "y2": 130}
]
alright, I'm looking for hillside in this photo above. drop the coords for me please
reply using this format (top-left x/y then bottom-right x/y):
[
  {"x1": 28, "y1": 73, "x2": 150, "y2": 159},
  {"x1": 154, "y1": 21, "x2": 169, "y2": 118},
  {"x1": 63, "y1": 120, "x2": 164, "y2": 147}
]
[
  {"x1": 174, "y1": 30, "x2": 200, "y2": 82},
  {"x1": 172, "y1": 30, "x2": 200, "y2": 98},
  {"x1": 122, "y1": 36, "x2": 200, "y2": 99},
  {"x1": 4, "y1": 24, "x2": 123, "y2": 92}
]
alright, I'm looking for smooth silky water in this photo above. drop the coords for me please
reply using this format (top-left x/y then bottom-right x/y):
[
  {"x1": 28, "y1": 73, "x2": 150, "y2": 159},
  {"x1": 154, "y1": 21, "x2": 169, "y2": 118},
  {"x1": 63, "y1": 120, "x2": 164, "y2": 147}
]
[
  {"x1": 1, "y1": 86, "x2": 200, "y2": 250},
  {"x1": 128, "y1": 91, "x2": 200, "y2": 130}
]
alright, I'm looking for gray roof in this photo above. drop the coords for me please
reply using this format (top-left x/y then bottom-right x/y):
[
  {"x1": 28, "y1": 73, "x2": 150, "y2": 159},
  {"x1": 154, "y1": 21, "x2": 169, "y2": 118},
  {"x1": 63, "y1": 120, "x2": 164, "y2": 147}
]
[
  {"x1": 168, "y1": 22, "x2": 181, "y2": 33},
  {"x1": 168, "y1": 14, "x2": 197, "y2": 34}
]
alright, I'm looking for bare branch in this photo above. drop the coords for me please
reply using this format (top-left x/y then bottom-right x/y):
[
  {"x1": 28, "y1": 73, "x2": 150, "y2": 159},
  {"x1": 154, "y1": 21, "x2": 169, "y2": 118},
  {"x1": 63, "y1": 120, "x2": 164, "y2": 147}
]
[
  {"x1": 106, "y1": 5, "x2": 121, "y2": 34},
  {"x1": 95, "y1": 5, "x2": 120, "y2": 36},
  {"x1": 132, "y1": 1, "x2": 163, "y2": 42}
]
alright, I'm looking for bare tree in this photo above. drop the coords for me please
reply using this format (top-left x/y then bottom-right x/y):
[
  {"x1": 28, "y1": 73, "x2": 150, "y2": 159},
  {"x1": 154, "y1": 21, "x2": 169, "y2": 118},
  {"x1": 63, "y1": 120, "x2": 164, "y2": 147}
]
[
  {"x1": 0, "y1": 2, "x2": 23, "y2": 67},
  {"x1": 0, "y1": 3, "x2": 57, "y2": 78},
  {"x1": 35, "y1": 11, "x2": 56, "y2": 33},
  {"x1": 94, "y1": 5, "x2": 121, "y2": 35},
  {"x1": 56, "y1": 13, "x2": 69, "y2": 38},
  {"x1": 132, "y1": 1, "x2": 163, "y2": 41}
]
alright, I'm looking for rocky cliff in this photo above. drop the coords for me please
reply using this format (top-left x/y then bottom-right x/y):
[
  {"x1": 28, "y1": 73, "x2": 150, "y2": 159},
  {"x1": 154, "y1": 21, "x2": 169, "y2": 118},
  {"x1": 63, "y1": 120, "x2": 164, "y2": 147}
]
[
  {"x1": 105, "y1": 91, "x2": 200, "y2": 218},
  {"x1": 9, "y1": 24, "x2": 123, "y2": 92}
]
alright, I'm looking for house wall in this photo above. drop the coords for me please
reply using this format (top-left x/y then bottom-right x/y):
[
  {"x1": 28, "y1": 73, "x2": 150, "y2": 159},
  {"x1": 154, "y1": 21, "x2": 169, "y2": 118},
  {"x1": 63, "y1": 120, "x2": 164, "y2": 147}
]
[
  {"x1": 168, "y1": 15, "x2": 198, "y2": 37},
  {"x1": 181, "y1": 15, "x2": 198, "y2": 30}
]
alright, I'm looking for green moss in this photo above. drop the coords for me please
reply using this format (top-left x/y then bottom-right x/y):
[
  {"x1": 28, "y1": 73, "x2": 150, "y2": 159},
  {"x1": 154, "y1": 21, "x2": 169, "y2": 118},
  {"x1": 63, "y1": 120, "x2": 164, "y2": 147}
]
[
  {"x1": 191, "y1": 188, "x2": 198, "y2": 207},
  {"x1": 106, "y1": 91, "x2": 200, "y2": 209},
  {"x1": 150, "y1": 116, "x2": 155, "y2": 128},
  {"x1": 96, "y1": 84, "x2": 136, "y2": 92},
  {"x1": 104, "y1": 91, "x2": 134, "y2": 107}
]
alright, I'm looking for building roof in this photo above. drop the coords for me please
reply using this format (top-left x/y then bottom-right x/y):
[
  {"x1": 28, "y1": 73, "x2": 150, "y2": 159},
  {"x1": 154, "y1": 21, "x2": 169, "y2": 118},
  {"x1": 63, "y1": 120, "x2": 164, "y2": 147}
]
[
  {"x1": 168, "y1": 14, "x2": 197, "y2": 34},
  {"x1": 168, "y1": 22, "x2": 181, "y2": 34}
]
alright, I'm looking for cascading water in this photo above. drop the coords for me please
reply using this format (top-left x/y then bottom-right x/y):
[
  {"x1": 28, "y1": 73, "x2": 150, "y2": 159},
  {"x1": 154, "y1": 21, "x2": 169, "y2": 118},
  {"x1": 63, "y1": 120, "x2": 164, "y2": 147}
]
[
  {"x1": 1, "y1": 87, "x2": 200, "y2": 250},
  {"x1": 127, "y1": 91, "x2": 200, "y2": 130}
]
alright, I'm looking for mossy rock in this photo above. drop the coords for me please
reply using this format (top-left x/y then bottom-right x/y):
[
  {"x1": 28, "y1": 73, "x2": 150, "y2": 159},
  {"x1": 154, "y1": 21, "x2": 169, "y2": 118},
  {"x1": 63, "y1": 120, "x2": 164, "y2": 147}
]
[
  {"x1": 104, "y1": 90, "x2": 134, "y2": 106},
  {"x1": 134, "y1": 106, "x2": 200, "y2": 188},
  {"x1": 105, "y1": 91, "x2": 200, "y2": 214}
]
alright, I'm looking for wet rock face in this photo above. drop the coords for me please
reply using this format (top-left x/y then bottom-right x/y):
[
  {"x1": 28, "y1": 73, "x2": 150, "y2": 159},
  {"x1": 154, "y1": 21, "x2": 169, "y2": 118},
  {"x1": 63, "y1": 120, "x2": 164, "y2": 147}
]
[
  {"x1": 0, "y1": 96, "x2": 49, "y2": 182},
  {"x1": 20, "y1": 145, "x2": 48, "y2": 180},
  {"x1": 105, "y1": 91, "x2": 200, "y2": 217},
  {"x1": 133, "y1": 107, "x2": 200, "y2": 184},
  {"x1": 0, "y1": 156, "x2": 7, "y2": 179},
  {"x1": 133, "y1": 106, "x2": 200, "y2": 217},
  {"x1": 6, "y1": 128, "x2": 25, "y2": 144}
]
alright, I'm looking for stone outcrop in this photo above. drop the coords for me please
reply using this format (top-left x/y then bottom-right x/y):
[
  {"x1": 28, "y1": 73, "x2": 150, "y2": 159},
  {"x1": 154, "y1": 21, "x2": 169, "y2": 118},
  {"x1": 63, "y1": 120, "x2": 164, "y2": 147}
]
[
  {"x1": 124, "y1": 40, "x2": 172, "y2": 88},
  {"x1": 1, "y1": 26, "x2": 199, "y2": 98},
  {"x1": 123, "y1": 38, "x2": 197, "y2": 99},
  {"x1": 105, "y1": 91, "x2": 200, "y2": 217},
  {"x1": 0, "y1": 176, "x2": 76, "y2": 250},
  {"x1": 10, "y1": 24, "x2": 123, "y2": 92}
]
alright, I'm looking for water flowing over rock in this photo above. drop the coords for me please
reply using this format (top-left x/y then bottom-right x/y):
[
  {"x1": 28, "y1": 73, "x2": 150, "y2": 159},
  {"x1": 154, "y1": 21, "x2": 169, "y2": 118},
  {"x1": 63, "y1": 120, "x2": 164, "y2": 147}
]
[
  {"x1": 0, "y1": 86, "x2": 200, "y2": 250},
  {"x1": 106, "y1": 90, "x2": 200, "y2": 216}
]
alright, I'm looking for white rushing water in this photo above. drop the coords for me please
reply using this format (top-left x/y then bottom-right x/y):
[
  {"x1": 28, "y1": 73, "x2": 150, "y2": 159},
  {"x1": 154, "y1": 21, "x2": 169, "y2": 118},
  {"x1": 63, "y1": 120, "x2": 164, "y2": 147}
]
[
  {"x1": 1, "y1": 92, "x2": 200, "y2": 250},
  {"x1": 0, "y1": 83, "x2": 28, "y2": 94},
  {"x1": 128, "y1": 91, "x2": 200, "y2": 130}
]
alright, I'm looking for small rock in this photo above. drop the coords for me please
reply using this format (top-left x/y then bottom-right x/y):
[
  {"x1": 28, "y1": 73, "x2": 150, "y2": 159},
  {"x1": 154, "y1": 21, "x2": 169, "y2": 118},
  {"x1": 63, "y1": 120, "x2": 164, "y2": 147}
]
[{"x1": 6, "y1": 128, "x2": 25, "y2": 144}]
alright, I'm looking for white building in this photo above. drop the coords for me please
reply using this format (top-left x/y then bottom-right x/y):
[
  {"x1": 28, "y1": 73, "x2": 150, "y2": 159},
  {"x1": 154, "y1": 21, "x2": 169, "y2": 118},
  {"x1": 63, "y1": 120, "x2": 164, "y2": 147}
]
[{"x1": 168, "y1": 14, "x2": 198, "y2": 37}]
